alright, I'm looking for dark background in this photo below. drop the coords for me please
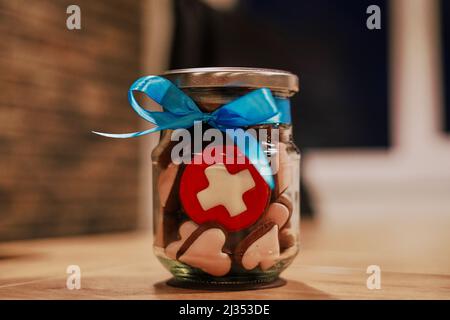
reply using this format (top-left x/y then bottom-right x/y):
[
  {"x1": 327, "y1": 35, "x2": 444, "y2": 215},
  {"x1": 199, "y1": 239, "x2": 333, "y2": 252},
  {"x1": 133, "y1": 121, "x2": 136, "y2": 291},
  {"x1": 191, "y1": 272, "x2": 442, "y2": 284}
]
[
  {"x1": 1, "y1": 0, "x2": 450, "y2": 241},
  {"x1": 170, "y1": 0, "x2": 390, "y2": 149}
]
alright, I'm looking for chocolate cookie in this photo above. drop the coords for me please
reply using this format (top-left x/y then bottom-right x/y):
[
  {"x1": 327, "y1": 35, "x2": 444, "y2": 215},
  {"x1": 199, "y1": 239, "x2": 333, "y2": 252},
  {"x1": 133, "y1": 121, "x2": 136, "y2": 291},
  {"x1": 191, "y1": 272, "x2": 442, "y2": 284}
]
[
  {"x1": 159, "y1": 163, "x2": 189, "y2": 247},
  {"x1": 279, "y1": 227, "x2": 296, "y2": 251}
]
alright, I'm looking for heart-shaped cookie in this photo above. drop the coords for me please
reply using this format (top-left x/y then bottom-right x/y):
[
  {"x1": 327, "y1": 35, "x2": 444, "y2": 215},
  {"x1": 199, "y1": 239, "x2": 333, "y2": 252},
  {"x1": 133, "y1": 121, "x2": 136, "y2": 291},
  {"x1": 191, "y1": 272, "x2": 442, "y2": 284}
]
[
  {"x1": 235, "y1": 221, "x2": 280, "y2": 271},
  {"x1": 263, "y1": 194, "x2": 293, "y2": 229},
  {"x1": 165, "y1": 221, "x2": 198, "y2": 259},
  {"x1": 178, "y1": 227, "x2": 231, "y2": 277}
]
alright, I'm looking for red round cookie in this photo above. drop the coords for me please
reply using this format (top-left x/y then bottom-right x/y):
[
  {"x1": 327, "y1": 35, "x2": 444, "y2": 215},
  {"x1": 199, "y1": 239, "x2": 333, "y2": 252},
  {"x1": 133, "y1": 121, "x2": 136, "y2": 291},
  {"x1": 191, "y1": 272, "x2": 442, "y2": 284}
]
[{"x1": 179, "y1": 145, "x2": 270, "y2": 232}]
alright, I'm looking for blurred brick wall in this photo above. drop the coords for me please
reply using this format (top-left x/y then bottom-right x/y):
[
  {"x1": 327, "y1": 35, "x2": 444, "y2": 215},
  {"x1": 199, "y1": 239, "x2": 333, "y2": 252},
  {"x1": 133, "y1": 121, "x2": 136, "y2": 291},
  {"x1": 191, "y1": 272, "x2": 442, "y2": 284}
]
[{"x1": 0, "y1": 0, "x2": 142, "y2": 240}]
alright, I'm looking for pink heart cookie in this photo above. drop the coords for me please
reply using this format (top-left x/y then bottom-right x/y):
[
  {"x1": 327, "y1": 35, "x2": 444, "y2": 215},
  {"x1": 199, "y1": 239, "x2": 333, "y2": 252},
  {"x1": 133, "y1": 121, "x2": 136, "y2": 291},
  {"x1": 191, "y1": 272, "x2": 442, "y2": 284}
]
[
  {"x1": 235, "y1": 222, "x2": 280, "y2": 271},
  {"x1": 178, "y1": 227, "x2": 231, "y2": 277},
  {"x1": 263, "y1": 194, "x2": 293, "y2": 229},
  {"x1": 265, "y1": 202, "x2": 290, "y2": 229}
]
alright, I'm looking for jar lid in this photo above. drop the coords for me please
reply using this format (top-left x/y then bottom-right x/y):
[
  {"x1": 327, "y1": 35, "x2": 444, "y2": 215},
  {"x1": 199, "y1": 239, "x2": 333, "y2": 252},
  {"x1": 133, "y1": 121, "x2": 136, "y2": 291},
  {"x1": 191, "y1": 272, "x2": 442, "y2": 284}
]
[{"x1": 162, "y1": 67, "x2": 299, "y2": 94}]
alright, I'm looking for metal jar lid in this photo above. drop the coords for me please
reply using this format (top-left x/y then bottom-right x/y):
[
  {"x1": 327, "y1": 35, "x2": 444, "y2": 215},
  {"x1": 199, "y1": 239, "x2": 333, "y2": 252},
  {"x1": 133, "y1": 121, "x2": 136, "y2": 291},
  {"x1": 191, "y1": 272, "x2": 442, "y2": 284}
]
[{"x1": 162, "y1": 67, "x2": 299, "y2": 95}]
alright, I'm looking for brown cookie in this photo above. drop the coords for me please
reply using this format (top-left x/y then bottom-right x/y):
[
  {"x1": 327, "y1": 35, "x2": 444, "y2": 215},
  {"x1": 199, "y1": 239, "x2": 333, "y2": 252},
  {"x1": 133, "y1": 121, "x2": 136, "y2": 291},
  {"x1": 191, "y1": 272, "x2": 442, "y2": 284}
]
[
  {"x1": 155, "y1": 132, "x2": 180, "y2": 169},
  {"x1": 279, "y1": 228, "x2": 297, "y2": 251},
  {"x1": 158, "y1": 163, "x2": 179, "y2": 208},
  {"x1": 159, "y1": 164, "x2": 188, "y2": 247},
  {"x1": 283, "y1": 219, "x2": 292, "y2": 230},
  {"x1": 162, "y1": 163, "x2": 185, "y2": 214},
  {"x1": 162, "y1": 210, "x2": 188, "y2": 247}
]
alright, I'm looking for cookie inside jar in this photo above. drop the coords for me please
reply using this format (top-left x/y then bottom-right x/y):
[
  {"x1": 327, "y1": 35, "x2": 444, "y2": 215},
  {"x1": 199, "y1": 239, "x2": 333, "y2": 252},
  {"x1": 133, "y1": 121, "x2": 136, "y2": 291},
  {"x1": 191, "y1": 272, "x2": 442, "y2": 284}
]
[
  {"x1": 153, "y1": 124, "x2": 299, "y2": 283},
  {"x1": 152, "y1": 67, "x2": 300, "y2": 286}
]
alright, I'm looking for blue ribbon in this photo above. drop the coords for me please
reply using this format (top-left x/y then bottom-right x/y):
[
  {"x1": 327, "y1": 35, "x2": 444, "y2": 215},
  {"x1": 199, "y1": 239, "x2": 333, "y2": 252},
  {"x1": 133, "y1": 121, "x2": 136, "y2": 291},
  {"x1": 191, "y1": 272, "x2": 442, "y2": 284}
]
[{"x1": 93, "y1": 76, "x2": 292, "y2": 189}]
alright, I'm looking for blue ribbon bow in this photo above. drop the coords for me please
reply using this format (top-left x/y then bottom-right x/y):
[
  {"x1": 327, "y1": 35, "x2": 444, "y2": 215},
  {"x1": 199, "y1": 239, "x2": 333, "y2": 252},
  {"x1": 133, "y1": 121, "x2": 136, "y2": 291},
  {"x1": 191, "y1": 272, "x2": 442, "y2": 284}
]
[{"x1": 93, "y1": 76, "x2": 292, "y2": 189}]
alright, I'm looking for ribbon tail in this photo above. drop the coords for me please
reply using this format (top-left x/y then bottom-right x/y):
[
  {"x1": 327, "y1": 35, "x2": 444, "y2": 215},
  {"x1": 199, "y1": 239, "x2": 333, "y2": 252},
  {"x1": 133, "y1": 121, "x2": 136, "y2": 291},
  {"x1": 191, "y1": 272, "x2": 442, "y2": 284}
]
[
  {"x1": 92, "y1": 126, "x2": 160, "y2": 138},
  {"x1": 226, "y1": 130, "x2": 275, "y2": 189},
  {"x1": 92, "y1": 112, "x2": 205, "y2": 138}
]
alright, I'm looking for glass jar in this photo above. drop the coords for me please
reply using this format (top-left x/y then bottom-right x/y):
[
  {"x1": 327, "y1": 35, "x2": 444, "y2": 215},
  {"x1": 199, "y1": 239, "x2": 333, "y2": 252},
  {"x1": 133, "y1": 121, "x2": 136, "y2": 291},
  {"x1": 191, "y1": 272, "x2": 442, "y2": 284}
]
[{"x1": 152, "y1": 67, "x2": 300, "y2": 288}]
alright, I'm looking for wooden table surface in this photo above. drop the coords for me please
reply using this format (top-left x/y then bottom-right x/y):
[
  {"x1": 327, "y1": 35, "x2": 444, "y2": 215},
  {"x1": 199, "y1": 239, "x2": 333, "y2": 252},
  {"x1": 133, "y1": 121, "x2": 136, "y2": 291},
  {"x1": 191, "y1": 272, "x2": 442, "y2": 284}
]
[{"x1": 0, "y1": 220, "x2": 449, "y2": 300}]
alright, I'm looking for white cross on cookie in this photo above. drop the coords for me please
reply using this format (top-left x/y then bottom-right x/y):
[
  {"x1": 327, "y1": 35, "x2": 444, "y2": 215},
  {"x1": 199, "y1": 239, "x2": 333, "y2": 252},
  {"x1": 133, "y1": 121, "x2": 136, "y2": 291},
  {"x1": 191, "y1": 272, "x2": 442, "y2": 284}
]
[{"x1": 196, "y1": 164, "x2": 255, "y2": 217}]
